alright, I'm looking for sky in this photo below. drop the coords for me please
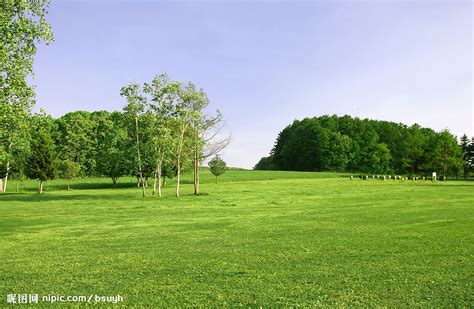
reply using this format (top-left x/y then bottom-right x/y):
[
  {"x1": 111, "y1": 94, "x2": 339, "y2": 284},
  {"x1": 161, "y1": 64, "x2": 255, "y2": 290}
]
[{"x1": 33, "y1": 0, "x2": 473, "y2": 169}]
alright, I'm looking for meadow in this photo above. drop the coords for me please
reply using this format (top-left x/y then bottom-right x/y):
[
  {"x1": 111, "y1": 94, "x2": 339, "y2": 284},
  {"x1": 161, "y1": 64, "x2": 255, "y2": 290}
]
[{"x1": 0, "y1": 170, "x2": 472, "y2": 306}]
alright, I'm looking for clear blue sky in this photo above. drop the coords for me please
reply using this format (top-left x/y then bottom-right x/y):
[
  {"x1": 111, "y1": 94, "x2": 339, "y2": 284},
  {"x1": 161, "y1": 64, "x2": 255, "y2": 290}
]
[{"x1": 34, "y1": 0, "x2": 473, "y2": 169}]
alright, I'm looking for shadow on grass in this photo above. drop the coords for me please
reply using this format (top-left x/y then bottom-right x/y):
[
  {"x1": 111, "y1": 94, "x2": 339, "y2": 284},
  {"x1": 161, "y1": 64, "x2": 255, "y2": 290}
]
[
  {"x1": 0, "y1": 192, "x2": 132, "y2": 203},
  {"x1": 47, "y1": 182, "x2": 138, "y2": 191}
]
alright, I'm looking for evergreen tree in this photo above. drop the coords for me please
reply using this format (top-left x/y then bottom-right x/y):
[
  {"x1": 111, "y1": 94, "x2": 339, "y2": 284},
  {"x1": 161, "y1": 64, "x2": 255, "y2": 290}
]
[{"x1": 460, "y1": 134, "x2": 471, "y2": 179}]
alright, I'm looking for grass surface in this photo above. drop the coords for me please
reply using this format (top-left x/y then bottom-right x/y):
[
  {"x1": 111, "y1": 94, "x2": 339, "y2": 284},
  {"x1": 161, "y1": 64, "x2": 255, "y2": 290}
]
[{"x1": 0, "y1": 170, "x2": 473, "y2": 306}]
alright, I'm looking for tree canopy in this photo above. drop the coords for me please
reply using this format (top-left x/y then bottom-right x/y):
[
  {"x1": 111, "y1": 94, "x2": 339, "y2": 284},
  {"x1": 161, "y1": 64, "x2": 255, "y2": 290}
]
[{"x1": 255, "y1": 115, "x2": 465, "y2": 177}]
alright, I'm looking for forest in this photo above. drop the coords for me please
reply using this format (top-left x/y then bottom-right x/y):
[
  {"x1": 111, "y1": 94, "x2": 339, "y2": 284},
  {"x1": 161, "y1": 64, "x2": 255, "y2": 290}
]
[{"x1": 255, "y1": 115, "x2": 474, "y2": 178}]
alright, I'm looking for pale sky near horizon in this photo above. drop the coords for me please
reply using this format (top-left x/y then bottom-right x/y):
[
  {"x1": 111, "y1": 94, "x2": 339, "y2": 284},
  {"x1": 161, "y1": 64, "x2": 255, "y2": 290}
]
[{"x1": 33, "y1": 0, "x2": 473, "y2": 169}]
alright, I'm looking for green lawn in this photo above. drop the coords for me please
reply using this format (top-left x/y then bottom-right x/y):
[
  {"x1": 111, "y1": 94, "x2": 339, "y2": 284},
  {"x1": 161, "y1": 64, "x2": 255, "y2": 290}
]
[{"x1": 0, "y1": 170, "x2": 473, "y2": 306}]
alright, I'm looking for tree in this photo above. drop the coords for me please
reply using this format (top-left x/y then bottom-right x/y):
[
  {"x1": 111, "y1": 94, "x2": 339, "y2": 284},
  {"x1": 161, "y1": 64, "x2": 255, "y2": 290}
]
[
  {"x1": 280, "y1": 118, "x2": 326, "y2": 171},
  {"x1": 55, "y1": 111, "x2": 97, "y2": 176},
  {"x1": 400, "y1": 124, "x2": 427, "y2": 174},
  {"x1": 188, "y1": 85, "x2": 230, "y2": 195},
  {"x1": 96, "y1": 112, "x2": 131, "y2": 187},
  {"x1": 321, "y1": 132, "x2": 353, "y2": 171},
  {"x1": 460, "y1": 134, "x2": 471, "y2": 179},
  {"x1": 144, "y1": 74, "x2": 175, "y2": 198},
  {"x1": 121, "y1": 83, "x2": 147, "y2": 197},
  {"x1": 59, "y1": 159, "x2": 80, "y2": 190},
  {"x1": 432, "y1": 130, "x2": 463, "y2": 178},
  {"x1": 170, "y1": 82, "x2": 195, "y2": 197},
  {"x1": 26, "y1": 128, "x2": 55, "y2": 194},
  {"x1": 0, "y1": 0, "x2": 53, "y2": 192},
  {"x1": 255, "y1": 115, "x2": 462, "y2": 175},
  {"x1": 254, "y1": 155, "x2": 276, "y2": 170},
  {"x1": 368, "y1": 143, "x2": 392, "y2": 174},
  {"x1": 209, "y1": 155, "x2": 227, "y2": 183},
  {"x1": 468, "y1": 137, "x2": 474, "y2": 175}
]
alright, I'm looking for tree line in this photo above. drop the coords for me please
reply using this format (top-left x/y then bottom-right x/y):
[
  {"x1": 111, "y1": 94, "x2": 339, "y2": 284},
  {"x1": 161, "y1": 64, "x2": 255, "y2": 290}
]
[
  {"x1": 255, "y1": 115, "x2": 474, "y2": 178},
  {"x1": 1, "y1": 74, "x2": 229, "y2": 195}
]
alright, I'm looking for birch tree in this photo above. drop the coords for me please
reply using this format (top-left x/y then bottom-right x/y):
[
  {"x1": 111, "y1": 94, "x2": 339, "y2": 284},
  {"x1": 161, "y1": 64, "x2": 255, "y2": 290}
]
[
  {"x1": 184, "y1": 84, "x2": 230, "y2": 195},
  {"x1": 0, "y1": 0, "x2": 53, "y2": 192},
  {"x1": 144, "y1": 74, "x2": 175, "y2": 198},
  {"x1": 171, "y1": 82, "x2": 196, "y2": 198},
  {"x1": 121, "y1": 83, "x2": 147, "y2": 197}
]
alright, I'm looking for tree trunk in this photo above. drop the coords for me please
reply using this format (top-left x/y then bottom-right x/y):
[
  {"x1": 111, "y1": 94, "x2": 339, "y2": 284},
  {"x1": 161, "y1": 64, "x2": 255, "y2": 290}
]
[
  {"x1": 39, "y1": 180, "x2": 44, "y2": 194},
  {"x1": 112, "y1": 177, "x2": 117, "y2": 188},
  {"x1": 135, "y1": 115, "x2": 146, "y2": 197},
  {"x1": 67, "y1": 182, "x2": 70, "y2": 190},
  {"x1": 145, "y1": 177, "x2": 148, "y2": 189},
  {"x1": 193, "y1": 146, "x2": 199, "y2": 195},
  {"x1": 153, "y1": 169, "x2": 157, "y2": 195},
  {"x1": 215, "y1": 175, "x2": 218, "y2": 183},
  {"x1": 3, "y1": 142, "x2": 12, "y2": 192},
  {"x1": 0, "y1": 178, "x2": 3, "y2": 192},
  {"x1": 3, "y1": 159, "x2": 10, "y2": 192},
  {"x1": 141, "y1": 173, "x2": 146, "y2": 196},
  {"x1": 157, "y1": 162, "x2": 162, "y2": 198},
  {"x1": 176, "y1": 160, "x2": 180, "y2": 198}
]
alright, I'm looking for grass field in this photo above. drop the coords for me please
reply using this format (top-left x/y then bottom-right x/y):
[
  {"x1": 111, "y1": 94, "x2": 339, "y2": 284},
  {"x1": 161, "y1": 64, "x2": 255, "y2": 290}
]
[{"x1": 0, "y1": 170, "x2": 473, "y2": 306}]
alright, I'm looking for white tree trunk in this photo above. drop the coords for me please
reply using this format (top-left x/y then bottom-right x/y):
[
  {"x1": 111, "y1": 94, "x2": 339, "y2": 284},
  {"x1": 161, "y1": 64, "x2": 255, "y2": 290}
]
[
  {"x1": 3, "y1": 159, "x2": 10, "y2": 192},
  {"x1": 193, "y1": 146, "x2": 199, "y2": 195},
  {"x1": 157, "y1": 161, "x2": 162, "y2": 198},
  {"x1": 176, "y1": 161, "x2": 180, "y2": 198},
  {"x1": 135, "y1": 115, "x2": 146, "y2": 197},
  {"x1": 153, "y1": 169, "x2": 157, "y2": 195}
]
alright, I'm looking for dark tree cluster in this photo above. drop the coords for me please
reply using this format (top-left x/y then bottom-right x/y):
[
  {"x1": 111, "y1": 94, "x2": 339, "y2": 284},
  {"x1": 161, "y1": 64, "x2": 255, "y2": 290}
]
[{"x1": 255, "y1": 115, "x2": 471, "y2": 178}]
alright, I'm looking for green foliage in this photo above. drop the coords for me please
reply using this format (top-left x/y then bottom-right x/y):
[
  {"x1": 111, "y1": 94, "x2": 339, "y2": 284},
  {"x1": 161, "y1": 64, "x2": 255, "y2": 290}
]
[
  {"x1": 321, "y1": 131, "x2": 353, "y2": 171},
  {"x1": 253, "y1": 155, "x2": 276, "y2": 170},
  {"x1": 257, "y1": 115, "x2": 465, "y2": 177},
  {"x1": 0, "y1": 0, "x2": 53, "y2": 183},
  {"x1": 460, "y1": 134, "x2": 471, "y2": 178},
  {"x1": 59, "y1": 159, "x2": 80, "y2": 181},
  {"x1": 431, "y1": 130, "x2": 463, "y2": 177},
  {"x1": 208, "y1": 155, "x2": 226, "y2": 181},
  {"x1": 55, "y1": 111, "x2": 98, "y2": 176},
  {"x1": 26, "y1": 128, "x2": 55, "y2": 182},
  {"x1": 96, "y1": 112, "x2": 131, "y2": 185},
  {"x1": 366, "y1": 143, "x2": 392, "y2": 174}
]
